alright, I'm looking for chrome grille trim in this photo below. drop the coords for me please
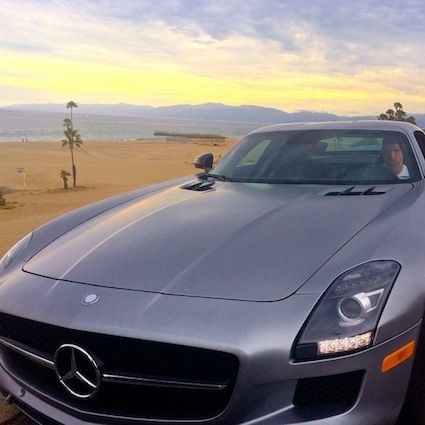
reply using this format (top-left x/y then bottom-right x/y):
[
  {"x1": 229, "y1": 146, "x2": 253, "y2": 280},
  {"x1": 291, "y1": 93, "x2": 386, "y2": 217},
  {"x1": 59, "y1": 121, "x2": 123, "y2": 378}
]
[
  {"x1": 0, "y1": 337, "x2": 54, "y2": 369},
  {"x1": 0, "y1": 337, "x2": 228, "y2": 391},
  {"x1": 103, "y1": 373, "x2": 228, "y2": 390}
]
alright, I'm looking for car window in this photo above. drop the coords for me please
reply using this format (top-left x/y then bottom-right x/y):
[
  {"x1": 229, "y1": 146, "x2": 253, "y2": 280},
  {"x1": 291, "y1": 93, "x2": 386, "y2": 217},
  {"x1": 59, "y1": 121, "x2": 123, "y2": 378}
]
[
  {"x1": 237, "y1": 139, "x2": 271, "y2": 167},
  {"x1": 414, "y1": 131, "x2": 425, "y2": 159},
  {"x1": 212, "y1": 129, "x2": 420, "y2": 185},
  {"x1": 320, "y1": 136, "x2": 382, "y2": 152}
]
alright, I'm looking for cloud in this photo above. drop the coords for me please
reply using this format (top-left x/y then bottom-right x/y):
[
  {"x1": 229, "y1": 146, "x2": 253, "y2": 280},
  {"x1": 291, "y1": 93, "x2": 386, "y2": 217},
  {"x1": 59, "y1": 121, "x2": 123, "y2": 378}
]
[
  {"x1": 3, "y1": 1, "x2": 425, "y2": 63},
  {"x1": 0, "y1": 0, "x2": 425, "y2": 113},
  {"x1": 74, "y1": 0, "x2": 425, "y2": 67}
]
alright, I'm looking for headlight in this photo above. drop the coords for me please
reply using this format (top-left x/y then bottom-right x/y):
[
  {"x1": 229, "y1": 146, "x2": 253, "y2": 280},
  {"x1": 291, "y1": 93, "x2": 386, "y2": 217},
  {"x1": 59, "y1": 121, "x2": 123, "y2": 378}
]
[
  {"x1": 0, "y1": 233, "x2": 33, "y2": 275},
  {"x1": 293, "y1": 260, "x2": 400, "y2": 362}
]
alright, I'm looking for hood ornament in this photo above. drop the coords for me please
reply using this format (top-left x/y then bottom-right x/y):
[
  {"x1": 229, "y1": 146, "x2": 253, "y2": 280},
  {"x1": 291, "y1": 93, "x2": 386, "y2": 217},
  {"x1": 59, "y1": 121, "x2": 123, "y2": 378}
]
[{"x1": 81, "y1": 293, "x2": 100, "y2": 305}]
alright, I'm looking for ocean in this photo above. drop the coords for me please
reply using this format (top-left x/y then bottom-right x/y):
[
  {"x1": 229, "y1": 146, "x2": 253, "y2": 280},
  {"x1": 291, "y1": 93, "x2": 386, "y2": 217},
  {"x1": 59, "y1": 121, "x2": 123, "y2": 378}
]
[{"x1": 0, "y1": 109, "x2": 263, "y2": 142}]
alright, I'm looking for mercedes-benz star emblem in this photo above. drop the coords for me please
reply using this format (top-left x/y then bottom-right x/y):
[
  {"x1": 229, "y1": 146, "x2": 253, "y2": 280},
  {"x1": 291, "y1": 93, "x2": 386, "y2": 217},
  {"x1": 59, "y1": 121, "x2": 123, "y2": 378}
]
[
  {"x1": 81, "y1": 293, "x2": 100, "y2": 305},
  {"x1": 54, "y1": 344, "x2": 101, "y2": 399}
]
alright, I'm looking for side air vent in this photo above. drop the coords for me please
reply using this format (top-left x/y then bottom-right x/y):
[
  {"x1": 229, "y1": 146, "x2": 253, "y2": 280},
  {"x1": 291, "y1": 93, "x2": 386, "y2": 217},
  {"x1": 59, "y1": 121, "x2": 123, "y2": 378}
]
[
  {"x1": 293, "y1": 370, "x2": 364, "y2": 408},
  {"x1": 181, "y1": 180, "x2": 216, "y2": 192},
  {"x1": 324, "y1": 186, "x2": 389, "y2": 196}
]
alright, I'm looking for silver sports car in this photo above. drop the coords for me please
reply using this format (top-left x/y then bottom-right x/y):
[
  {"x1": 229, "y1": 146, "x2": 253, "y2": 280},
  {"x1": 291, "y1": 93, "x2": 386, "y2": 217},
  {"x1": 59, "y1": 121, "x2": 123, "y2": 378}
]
[{"x1": 1, "y1": 120, "x2": 425, "y2": 424}]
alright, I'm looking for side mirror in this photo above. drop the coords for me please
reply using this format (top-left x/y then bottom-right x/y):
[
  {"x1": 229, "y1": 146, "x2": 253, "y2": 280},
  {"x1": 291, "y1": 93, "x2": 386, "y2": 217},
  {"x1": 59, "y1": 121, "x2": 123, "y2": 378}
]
[{"x1": 194, "y1": 153, "x2": 213, "y2": 172}]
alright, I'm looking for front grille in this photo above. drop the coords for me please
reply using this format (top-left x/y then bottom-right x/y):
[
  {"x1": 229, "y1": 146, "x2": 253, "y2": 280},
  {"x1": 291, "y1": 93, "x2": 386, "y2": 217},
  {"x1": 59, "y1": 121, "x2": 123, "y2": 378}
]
[
  {"x1": 0, "y1": 313, "x2": 238, "y2": 422},
  {"x1": 293, "y1": 370, "x2": 364, "y2": 408}
]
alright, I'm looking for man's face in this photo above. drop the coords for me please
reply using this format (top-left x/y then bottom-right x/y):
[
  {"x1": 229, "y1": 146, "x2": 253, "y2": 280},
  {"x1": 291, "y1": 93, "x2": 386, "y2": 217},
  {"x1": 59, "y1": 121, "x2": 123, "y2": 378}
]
[{"x1": 383, "y1": 142, "x2": 404, "y2": 174}]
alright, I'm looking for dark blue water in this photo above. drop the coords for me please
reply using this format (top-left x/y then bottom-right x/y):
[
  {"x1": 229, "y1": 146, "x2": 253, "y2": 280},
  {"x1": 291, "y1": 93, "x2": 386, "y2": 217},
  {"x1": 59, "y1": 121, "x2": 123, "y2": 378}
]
[{"x1": 0, "y1": 109, "x2": 261, "y2": 141}]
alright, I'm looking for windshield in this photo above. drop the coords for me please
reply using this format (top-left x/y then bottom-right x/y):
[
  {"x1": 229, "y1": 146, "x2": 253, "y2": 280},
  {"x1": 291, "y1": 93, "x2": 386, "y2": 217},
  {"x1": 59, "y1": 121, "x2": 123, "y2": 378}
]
[{"x1": 211, "y1": 130, "x2": 420, "y2": 185}]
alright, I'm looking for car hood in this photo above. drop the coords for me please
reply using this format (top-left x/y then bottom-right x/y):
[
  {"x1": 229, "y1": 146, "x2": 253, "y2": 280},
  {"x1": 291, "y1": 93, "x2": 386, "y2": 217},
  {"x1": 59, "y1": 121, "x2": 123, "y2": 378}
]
[{"x1": 23, "y1": 182, "x2": 411, "y2": 301}]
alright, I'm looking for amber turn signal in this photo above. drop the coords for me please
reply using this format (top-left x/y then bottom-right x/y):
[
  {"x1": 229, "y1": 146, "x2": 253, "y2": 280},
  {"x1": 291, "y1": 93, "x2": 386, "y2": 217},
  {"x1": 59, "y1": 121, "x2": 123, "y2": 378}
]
[{"x1": 381, "y1": 341, "x2": 415, "y2": 373}]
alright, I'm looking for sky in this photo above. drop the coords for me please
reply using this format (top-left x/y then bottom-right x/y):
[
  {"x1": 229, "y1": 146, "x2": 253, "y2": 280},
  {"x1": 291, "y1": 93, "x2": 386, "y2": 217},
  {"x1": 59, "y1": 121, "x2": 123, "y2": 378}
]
[{"x1": 1, "y1": 0, "x2": 425, "y2": 115}]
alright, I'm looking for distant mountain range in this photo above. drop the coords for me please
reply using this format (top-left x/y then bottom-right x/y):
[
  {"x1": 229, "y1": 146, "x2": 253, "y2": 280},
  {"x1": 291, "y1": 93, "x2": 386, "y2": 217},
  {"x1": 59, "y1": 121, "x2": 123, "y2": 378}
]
[{"x1": 3, "y1": 102, "x2": 425, "y2": 126}]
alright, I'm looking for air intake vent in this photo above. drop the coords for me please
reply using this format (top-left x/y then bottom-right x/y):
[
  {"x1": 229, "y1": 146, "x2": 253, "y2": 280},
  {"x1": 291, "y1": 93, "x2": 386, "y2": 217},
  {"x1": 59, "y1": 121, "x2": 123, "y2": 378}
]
[
  {"x1": 181, "y1": 180, "x2": 216, "y2": 192},
  {"x1": 293, "y1": 371, "x2": 364, "y2": 407},
  {"x1": 324, "y1": 186, "x2": 389, "y2": 196}
]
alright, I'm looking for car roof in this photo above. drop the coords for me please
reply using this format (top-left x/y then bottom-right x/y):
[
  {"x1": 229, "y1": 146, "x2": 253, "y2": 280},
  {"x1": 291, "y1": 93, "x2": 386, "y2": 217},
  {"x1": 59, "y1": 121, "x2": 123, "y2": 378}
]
[{"x1": 249, "y1": 120, "x2": 421, "y2": 135}]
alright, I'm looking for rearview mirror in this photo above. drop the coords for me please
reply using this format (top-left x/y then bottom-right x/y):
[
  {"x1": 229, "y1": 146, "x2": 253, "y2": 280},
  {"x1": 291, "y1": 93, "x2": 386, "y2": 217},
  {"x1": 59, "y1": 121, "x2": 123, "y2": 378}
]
[{"x1": 194, "y1": 153, "x2": 213, "y2": 172}]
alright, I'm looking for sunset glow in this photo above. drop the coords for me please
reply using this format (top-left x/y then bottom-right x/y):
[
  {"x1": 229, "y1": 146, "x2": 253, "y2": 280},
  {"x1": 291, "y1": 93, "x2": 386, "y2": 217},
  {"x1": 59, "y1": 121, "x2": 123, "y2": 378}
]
[{"x1": 1, "y1": 0, "x2": 425, "y2": 114}]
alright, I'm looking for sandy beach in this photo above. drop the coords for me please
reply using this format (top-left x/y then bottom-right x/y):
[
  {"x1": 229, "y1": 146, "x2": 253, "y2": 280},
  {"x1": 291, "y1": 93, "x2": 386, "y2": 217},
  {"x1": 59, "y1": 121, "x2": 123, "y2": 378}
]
[
  {"x1": 0, "y1": 139, "x2": 235, "y2": 255},
  {"x1": 0, "y1": 138, "x2": 234, "y2": 422}
]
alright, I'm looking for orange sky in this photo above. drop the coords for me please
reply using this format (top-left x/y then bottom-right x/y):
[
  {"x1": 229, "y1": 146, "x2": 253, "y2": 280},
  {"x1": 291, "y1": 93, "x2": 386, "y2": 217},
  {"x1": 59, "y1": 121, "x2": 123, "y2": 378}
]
[{"x1": 1, "y1": 1, "x2": 425, "y2": 115}]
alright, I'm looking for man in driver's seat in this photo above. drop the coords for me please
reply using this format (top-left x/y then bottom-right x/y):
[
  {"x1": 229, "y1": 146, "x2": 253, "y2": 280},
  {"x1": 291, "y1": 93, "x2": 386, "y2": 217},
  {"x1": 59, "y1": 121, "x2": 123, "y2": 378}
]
[{"x1": 382, "y1": 140, "x2": 410, "y2": 180}]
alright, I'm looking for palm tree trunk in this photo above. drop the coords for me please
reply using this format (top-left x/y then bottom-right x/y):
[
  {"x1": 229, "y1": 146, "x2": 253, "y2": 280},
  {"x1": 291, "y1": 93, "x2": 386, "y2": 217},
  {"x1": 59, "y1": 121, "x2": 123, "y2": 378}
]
[
  {"x1": 70, "y1": 145, "x2": 76, "y2": 188},
  {"x1": 70, "y1": 106, "x2": 76, "y2": 187}
]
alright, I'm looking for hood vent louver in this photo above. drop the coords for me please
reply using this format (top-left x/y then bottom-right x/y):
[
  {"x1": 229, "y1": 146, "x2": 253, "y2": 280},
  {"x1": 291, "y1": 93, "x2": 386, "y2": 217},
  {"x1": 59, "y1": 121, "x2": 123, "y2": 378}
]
[
  {"x1": 181, "y1": 180, "x2": 216, "y2": 192},
  {"x1": 324, "y1": 186, "x2": 389, "y2": 196}
]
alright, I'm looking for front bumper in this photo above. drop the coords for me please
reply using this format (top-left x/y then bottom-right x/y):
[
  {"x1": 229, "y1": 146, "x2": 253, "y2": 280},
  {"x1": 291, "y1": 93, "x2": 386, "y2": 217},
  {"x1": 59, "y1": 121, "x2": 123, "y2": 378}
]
[{"x1": 0, "y1": 270, "x2": 420, "y2": 424}]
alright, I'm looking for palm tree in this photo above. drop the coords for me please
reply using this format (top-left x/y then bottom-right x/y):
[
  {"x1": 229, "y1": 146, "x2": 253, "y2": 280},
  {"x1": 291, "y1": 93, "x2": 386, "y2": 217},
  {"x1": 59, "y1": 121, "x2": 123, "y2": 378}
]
[
  {"x1": 394, "y1": 102, "x2": 407, "y2": 121},
  {"x1": 59, "y1": 169, "x2": 71, "y2": 189},
  {"x1": 385, "y1": 109, "x2": 395, "y2": 120},
  {"x1": 61, "y1": 118, "x2": 83, "y2": 188},
  {"x1": 378, "y1": 102, "x2": 416, "y2": 124},
  {"x1": 66, "y1": 101, "x2": 78, "y2": 128}
]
